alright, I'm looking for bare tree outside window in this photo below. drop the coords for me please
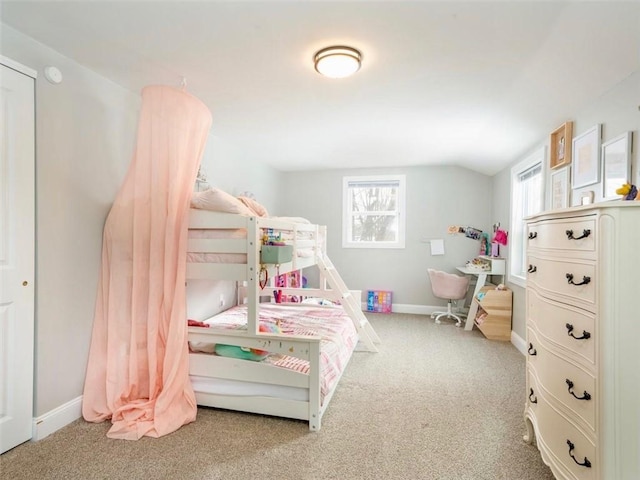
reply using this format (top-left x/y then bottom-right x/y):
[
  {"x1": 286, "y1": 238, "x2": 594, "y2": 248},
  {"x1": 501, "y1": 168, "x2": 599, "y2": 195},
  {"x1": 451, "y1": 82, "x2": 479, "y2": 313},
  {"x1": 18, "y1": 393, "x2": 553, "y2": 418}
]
[
  {"x1": 343, "y1": 175, "x2": 406, "y2": 249},
  {"x1": 350, "y1": 186, "x2": 398, "y2": 242}
]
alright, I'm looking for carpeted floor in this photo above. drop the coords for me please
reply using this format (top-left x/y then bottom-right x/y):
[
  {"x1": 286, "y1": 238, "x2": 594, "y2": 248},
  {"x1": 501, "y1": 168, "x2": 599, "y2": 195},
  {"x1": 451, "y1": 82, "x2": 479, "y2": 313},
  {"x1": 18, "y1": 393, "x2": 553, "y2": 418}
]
[{"x1": 0, "y1": 313, "x2": 554, "y2": 480}]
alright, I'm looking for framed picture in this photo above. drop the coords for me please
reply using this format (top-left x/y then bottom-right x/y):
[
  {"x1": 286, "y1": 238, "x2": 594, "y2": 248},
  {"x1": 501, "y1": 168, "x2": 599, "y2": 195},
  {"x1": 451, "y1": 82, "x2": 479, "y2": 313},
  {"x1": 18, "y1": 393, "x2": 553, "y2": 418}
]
[
  {"x1": 571, "y1": 124, "x2": 602, "y2": 189},
  {"x1": 549, "y1": 121, "x2": 573, "y2": 169},
  {"x1": 581, "y1": 191, "x2": 595, "y2": 206},
  {"x1": 550, "y1": 167, "x2": 570, "y2": 209},
  {"x1": 602, "y1": 132, "x2": 632, "y2": 200}
]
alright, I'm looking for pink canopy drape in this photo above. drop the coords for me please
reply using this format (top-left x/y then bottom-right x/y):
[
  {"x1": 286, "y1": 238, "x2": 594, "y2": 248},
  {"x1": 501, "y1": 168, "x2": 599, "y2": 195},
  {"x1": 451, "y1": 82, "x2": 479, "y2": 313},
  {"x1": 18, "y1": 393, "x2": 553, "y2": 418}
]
[{"x1": 83, "y1": 85, "x2": 212, "y2": 440}]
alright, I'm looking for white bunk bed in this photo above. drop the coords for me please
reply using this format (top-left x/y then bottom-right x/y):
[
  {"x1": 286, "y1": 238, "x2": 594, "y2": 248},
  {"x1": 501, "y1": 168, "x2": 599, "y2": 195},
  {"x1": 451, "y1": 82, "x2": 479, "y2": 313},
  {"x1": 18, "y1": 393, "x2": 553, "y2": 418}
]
[{"x1": 186, "y1": 208, "x2": 380, "y2": 430}]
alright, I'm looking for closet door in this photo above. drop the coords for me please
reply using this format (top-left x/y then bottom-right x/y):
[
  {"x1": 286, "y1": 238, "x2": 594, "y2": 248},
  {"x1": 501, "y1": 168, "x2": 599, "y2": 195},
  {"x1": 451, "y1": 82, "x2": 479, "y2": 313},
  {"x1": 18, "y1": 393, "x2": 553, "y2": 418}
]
[{"x1": 0, "y1": 58, "x2": 36, "y2": 454}]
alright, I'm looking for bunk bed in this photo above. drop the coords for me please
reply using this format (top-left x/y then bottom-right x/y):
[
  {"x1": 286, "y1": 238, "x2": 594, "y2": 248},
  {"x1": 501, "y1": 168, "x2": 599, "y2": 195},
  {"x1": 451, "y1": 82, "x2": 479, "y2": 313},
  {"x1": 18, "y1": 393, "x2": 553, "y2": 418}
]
[{"x1": 186, "y1": 205, "x2": 380, "y2": 430}]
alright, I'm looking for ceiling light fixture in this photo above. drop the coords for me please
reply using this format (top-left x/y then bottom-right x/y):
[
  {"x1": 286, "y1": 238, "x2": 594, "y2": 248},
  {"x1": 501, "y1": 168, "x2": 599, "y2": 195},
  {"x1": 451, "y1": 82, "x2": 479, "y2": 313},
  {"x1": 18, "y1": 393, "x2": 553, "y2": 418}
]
[{"x1": 314, "y1": 46, "x2": 362, "y2": 79}]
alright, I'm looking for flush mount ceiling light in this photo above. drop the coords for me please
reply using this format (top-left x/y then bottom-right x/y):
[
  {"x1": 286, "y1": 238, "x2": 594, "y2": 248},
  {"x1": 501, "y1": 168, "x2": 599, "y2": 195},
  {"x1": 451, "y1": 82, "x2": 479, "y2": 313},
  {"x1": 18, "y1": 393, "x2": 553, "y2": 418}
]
[{"x1": 314, "y1": 46, "x2": 362, "y2": 79}]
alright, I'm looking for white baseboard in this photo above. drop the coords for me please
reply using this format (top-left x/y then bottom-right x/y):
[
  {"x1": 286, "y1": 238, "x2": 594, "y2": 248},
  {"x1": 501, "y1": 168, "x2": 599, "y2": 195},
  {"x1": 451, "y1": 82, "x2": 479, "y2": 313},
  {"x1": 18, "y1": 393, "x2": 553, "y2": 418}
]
[
  {"x1": 361, "y1": 303, "x2": 524, "y2": 353},
  {"x1": 361, "y1": 302, "x2": 441, "y2": 315},
  {"x1": 32, "y1": 396, "x2": 83, "y2": 441},
  {"x1": 511, "y1": 330, "x2": 526, "y2": 356}
]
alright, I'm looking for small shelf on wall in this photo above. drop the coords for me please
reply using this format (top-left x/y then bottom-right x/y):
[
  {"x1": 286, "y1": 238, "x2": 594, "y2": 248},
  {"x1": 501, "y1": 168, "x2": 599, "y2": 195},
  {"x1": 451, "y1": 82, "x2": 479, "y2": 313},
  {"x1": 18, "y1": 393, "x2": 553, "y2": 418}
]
[{"x1": 549, "y1": 121, "x2": 573, "y2": 170}]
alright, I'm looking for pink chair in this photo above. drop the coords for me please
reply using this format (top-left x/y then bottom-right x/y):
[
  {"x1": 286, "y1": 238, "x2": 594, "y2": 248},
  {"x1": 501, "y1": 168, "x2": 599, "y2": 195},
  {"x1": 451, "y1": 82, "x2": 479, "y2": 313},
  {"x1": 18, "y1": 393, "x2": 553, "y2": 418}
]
[{"x1": 428, "y1": 269, "x2": 470, "y2": 327}]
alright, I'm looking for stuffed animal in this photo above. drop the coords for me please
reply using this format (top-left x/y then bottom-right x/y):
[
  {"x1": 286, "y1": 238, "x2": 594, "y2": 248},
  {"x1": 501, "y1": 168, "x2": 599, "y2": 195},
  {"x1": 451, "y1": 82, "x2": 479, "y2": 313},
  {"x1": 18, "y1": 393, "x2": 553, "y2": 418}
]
[
  {"x1": 616, "y1": 183, "x2": 638, "y2": 200},
  {"x1": 214, "y1": 322, "x2": 282, "y2": 361}
]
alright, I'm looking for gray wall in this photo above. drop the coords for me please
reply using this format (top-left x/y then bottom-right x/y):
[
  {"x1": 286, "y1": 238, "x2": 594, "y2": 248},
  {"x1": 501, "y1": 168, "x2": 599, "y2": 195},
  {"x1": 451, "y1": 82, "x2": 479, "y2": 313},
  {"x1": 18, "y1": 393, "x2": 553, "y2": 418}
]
[
  {"x1": 491, "y1": 70, "x2": 639, "y2": 341},
  {"x1": 1, "y1": 25, "x2": 283, "y2": 416},
  {"x1": 282, "y1": 166, "x2": 493, "y2": 307},
  {"x1": 1, "y1": 25, "x2": 138, "y2": 416}
]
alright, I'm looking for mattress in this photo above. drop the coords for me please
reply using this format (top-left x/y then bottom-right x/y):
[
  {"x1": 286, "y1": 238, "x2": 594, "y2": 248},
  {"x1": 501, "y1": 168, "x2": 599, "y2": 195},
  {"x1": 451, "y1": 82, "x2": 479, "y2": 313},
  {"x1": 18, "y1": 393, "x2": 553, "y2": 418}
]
[
  {"x1": 187, "y1": 221, "x2": 322, "y2": 264},
  {"x1": 189, "y1": 303, "x2": 358, "y2": 402}
]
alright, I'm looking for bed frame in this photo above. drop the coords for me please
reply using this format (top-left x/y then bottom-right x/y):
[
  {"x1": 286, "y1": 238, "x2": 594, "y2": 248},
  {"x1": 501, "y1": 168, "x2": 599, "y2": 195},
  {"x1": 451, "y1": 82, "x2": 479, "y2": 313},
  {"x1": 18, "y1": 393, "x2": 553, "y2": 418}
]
[{"x1": 186, "y1": 209, "x2": 380, "y2": 430}]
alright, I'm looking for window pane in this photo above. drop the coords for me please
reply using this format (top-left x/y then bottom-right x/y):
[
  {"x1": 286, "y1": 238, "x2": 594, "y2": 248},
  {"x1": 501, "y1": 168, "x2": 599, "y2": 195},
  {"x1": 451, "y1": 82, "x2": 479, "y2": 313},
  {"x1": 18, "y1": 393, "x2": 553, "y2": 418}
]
[
  {"x1": 351, "y1": 214, "x2": 398, "y2": 242},
  {"x1": 350, "y1": 186, "x2": 398, "y2": 213},
  {"x1": 509, "y1": 148, "x2": 544, "y2": 287},
  {"x1": 518, "y1": 166, "x2": 542, "y2": 274},
  {"x1": 343, "y1": 174, "x2": 406, "y2": 249}
]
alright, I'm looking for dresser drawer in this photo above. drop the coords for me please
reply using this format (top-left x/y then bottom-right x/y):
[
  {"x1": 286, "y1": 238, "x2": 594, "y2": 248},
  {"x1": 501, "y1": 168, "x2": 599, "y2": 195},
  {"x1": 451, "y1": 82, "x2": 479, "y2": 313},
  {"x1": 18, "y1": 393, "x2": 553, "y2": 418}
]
[
  {"x1": 527, "y1": 216, "x2": 596, "y2": 256},
  {"x1": 527, "y1": 330, "x2": 595, "y2": 432},
  {"x1": 527, "y1": 255, "x2": 596, "y2": 311},
  {"x1": 527, "y1": 369, "x2": 596, "y2": 480},
  {"x1": 527, "y1": 289, "x2": 595, "y2": 366}
]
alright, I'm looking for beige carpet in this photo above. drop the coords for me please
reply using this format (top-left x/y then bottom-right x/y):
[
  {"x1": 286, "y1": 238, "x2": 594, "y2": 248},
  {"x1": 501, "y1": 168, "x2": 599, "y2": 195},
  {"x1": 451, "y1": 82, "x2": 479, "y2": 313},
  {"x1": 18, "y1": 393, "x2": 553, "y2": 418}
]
[{"x1": 0, "y1": 313, "x2": 554, "y2": 480}]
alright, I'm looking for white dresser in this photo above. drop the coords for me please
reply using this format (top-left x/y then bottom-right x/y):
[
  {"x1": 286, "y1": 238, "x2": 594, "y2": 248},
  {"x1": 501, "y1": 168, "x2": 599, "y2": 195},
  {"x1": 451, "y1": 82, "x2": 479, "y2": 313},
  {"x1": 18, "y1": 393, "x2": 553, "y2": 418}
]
[{"x1": 523, "y1": 203, "x2": 640, "y2": 480}]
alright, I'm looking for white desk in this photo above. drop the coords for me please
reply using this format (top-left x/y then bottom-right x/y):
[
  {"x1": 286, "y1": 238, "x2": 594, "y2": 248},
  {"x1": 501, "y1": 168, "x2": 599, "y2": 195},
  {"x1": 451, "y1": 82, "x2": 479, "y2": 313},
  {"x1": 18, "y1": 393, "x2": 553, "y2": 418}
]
[{"x1": 456, "y1": 257, "x2": 505, "y2": 331}]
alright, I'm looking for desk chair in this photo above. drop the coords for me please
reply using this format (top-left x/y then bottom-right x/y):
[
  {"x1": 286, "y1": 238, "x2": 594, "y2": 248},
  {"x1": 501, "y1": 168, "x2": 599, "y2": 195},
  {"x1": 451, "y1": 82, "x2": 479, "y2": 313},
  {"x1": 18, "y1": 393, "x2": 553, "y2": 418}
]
[{"x1": 428, "y1": 268, "x2": 470, "y2": 327}]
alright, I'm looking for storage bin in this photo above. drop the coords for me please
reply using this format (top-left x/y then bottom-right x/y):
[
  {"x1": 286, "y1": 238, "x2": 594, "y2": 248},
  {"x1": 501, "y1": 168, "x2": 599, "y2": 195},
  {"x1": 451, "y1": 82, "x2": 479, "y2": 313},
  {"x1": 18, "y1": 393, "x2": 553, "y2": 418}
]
[{"x1": 260, "y1": 245, "x2": 293, "y2": 264}]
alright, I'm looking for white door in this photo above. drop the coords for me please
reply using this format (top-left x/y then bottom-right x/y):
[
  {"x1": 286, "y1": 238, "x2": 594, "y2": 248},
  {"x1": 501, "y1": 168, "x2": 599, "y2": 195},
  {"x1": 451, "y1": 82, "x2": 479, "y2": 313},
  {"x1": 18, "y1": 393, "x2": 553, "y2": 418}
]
[{"x1": 0, "y1": 59, "x2": 36, "y2": 454}]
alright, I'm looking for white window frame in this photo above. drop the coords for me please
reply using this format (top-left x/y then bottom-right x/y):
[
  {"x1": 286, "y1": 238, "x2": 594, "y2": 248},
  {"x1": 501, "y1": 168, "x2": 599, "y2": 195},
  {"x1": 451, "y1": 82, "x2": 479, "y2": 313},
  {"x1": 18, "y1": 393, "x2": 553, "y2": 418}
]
[
  {"x1": 509, "y1": 147, "x2": 546, "y2": 288},
  {"x1": 342, "y1": 174, "x2": 406, "y2": 249}
]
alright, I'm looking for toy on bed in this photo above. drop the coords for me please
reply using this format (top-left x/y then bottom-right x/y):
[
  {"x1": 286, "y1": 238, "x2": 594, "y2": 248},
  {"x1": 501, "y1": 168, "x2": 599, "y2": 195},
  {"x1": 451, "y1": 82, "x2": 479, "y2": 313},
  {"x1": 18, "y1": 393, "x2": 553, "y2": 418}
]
[{"x1": 214, "y1": 322, "x2": 282, "y2": 361}]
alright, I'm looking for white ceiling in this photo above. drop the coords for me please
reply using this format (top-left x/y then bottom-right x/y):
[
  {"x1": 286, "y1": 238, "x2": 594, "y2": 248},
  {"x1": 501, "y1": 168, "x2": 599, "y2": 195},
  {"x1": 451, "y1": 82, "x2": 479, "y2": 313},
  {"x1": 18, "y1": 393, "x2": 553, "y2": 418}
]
[{"x1": 1, "y1": 1, "x2": 639, "y2": 174}]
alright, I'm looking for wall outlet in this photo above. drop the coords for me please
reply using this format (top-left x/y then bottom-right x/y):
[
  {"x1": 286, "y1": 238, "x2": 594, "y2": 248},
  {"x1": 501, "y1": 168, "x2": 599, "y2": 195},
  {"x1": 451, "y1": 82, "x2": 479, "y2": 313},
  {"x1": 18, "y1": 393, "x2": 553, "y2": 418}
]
[{"x1": 219, "y1": 294, "x2": 225, "y2": 307}]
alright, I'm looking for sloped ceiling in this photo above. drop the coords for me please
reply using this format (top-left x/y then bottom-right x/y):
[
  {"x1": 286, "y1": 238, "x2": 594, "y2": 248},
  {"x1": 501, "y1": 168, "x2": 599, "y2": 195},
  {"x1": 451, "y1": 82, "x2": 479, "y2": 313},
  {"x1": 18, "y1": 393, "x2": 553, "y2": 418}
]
[{"x1": 1, "y1": 1, "x2": 638, "y2": 174}]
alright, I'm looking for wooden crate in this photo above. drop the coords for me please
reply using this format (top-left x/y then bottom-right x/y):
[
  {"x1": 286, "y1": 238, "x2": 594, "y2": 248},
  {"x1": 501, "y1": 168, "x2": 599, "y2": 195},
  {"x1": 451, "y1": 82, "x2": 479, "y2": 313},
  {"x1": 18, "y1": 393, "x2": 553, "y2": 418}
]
[{"x1": 474, "y1": 286, "x2": 512, "y2": 341}]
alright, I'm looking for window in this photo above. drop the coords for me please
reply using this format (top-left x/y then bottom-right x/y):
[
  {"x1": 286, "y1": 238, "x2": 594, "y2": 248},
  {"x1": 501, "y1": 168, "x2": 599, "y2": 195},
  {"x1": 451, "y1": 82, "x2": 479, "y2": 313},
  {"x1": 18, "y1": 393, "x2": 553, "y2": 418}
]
[
  {"x1": 509, "y1": 148, "x2": 545, "y2": 287},
  {"x1": 342, "y1": 175, "x2": 406, "y2": 249}
]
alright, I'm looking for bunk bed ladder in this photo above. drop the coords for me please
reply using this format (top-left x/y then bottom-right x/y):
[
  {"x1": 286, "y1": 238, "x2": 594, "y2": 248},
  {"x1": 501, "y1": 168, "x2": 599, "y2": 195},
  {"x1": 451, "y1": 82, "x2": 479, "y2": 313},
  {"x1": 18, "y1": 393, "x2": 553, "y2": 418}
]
[{"x1": 317, "y1": 255, "x2": 381, "y2": 352}]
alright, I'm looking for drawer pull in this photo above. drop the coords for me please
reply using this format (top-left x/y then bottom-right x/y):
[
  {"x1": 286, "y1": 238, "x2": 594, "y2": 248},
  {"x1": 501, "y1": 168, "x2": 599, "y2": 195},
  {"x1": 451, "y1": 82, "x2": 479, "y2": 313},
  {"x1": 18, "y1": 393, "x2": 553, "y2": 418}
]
[
  {"x1": 565, "y1": 229, "x2": 591, "y2": 240},
  {"x1": 527, "y1": 264, "x2": 537, "y2": 273},
  {"x1": 567, "y1": 439, "x2": 592, "y2": 468},
  {"x1": 529, "y1": 388, "x2": 537, "y2": 404},
  {"x1": 566, "y1": 273, "x2": 591, "y2": 286},
  {"x1": 566, "y1": 379, "x2": 592, "y2": 401},
  {"x1": 565, "y1": 323, "x2": 591, "y2": 340},
  {"x1": 527, "y1": 343, "x2": 537, "y2": 356},
  {"x1": 528, "y1": 231, "x2": 538, "y2": 239}
]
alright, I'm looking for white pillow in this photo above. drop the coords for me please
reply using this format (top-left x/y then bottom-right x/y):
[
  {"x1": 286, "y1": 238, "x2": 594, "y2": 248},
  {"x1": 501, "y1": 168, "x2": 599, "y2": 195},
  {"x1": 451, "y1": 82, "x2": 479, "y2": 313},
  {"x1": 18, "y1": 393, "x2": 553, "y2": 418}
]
[{"x1": 191, "y1": 188, "x2": 254, "y2": 215}]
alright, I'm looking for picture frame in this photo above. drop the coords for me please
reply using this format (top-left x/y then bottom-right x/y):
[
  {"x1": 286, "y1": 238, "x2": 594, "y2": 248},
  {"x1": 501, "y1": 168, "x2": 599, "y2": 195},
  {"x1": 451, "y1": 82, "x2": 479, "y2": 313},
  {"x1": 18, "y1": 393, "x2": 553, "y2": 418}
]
[
  {"x1": 602, "y1": 132, "x2": 632, "y2": 200},
  {"x1": 571, "y1": 124, "x2": 602, "y2": 189},
  {"x1": 550, "y1": 166, "x2": 570, "y2": 209},
  {"x1": 580, "y1": 191, "x2": 594, "y2": 206},
  {"x1": 549, "y1": 121, "x2": 573, "y2": 169}
]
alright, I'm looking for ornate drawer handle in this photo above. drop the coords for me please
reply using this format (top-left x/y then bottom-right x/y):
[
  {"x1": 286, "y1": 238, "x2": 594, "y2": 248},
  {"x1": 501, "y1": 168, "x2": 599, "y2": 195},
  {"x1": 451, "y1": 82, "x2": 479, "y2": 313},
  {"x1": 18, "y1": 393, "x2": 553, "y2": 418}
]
[
  {"x1": 566, "y1": 273, "x2": 591, "y2": 286},
  {"x1": 566, "y1": 379, "x2": 591, "y2": 401},
  {"x1": 528, "y1": 388, "x2": 537, "y2": 404},
  {"x1": 528, "y1": 343, "x2": 537, "y2": 356},
  {"x1": 527, "y1": 264, "x2": 537, "y2": 273},
  {"x1": 566, "y1": 229, "x2": 591, "y2": 240},
  {"x1": 528, "y1": 232, "x2": 538, "y2": 239},
  {"x1": 567, "y1": 439, "x2": 592, "y2": 468},
  {"x1": 566, "y1": 323, "x2": 591, "y2": 340}
]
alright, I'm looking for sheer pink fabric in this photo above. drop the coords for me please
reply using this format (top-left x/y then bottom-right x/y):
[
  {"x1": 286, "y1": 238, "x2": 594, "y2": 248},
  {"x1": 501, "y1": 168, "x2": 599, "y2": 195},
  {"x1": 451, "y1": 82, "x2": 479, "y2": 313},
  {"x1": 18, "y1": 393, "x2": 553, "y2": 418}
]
[{"x1": 82, "y1": 86, "x2": 212, "y2": 440}]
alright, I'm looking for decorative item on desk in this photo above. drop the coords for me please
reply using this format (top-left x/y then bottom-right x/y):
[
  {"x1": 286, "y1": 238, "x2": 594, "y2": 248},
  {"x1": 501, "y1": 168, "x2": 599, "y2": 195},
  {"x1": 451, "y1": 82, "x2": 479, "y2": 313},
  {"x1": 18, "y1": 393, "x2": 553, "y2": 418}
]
[
  {"x1": 466, "y1": 257, "x2": 491, "y2": 271},
  {"x1": 479, "y1": 233, "x2": 490, "y2": 256},
  {"x1": 493, "y1": 228, "x2": 508, "y2": 246}
]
